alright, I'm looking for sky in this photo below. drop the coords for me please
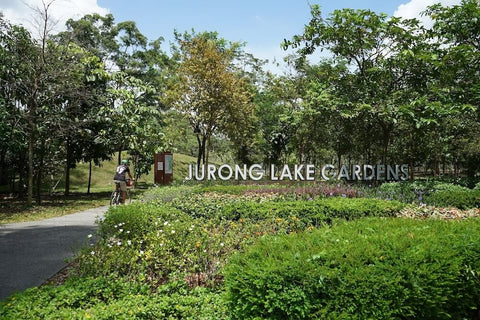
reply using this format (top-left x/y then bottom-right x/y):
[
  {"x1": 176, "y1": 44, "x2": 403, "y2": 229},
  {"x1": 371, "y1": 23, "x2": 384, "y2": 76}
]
[{"x1": 1, "y1": 0, "x2": 462, "y2": 73}]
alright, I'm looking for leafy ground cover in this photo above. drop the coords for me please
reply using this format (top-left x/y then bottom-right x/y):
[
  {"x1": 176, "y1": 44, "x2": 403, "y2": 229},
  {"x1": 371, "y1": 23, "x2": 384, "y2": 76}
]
[
  {"x1": 225, "y1": 217, "x2": 480, "y2": 319},
  {"x1": 1, "y1": 181, "x2": 479, "y2": 319}
]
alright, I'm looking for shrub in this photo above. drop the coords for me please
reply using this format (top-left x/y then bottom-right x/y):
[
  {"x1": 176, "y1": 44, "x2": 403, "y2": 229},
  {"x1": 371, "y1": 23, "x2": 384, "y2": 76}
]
[
  {"x1": 374, "y1": 181, "x2": 480, "y2": 208},
  {"x1": 376, "y1": 181, "x2": 421, "y2": 203},
  {"x1": 436, "y1": 175, "x2": 480, "y2": 189},
  {"x1": 99, "y1": 203, "x2": 187, "y2": 240},
  {"x1": 425, "y1": 189, "x2": 480, "y2": 209},
  {"x1": 79, "y1": 201, "x2": 312, "y2": 286},
  {"x1": 224, "y1": 218, "x2": 480, "y2": 319},
  {"x1": 0, "y1": 277, "x2": 226, "y2": 319},
  {"x1": 219, "y1": 197, "x2": 405, "y2": 225},
  {"x1": 83, "y1": 192, "x2": 406, "y2": 288},
  {"x1": 170, "y1": 191, "x2": 405, "y2": 223}
]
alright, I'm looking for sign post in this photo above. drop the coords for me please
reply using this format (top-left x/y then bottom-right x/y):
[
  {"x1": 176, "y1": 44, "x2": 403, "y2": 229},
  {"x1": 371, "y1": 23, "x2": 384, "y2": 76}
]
[{"x1": 154, "y1": 152, "x2": 173, "y2": 185}]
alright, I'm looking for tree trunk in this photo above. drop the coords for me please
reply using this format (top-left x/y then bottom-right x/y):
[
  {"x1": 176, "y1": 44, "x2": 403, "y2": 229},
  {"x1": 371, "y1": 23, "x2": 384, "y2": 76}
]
[
  {"x1": 18, "y1": 152, "x2": 25, "y2": 199},
  {"x1": 202, "y1": 135, "x2": 206, "y2": 166},
  {"x1": 87, "y1": 160, "x2": 92, "y2": 195},
  {"x1": 10, "y1": 164, "x2": 15, "y2": 195},
  {"x1": 0, "y1": 150, "x2": 6, "y2": 186},
  {"x1": 205, "y1": 135, "x2": 210, "y2": 169},
  {"x1": 380, "y1": 122, "x2": 391, "y2": 165},
  {"x1": 36, "y1": 140, "x2": 45, "y2": 204},
  {"x1": 409, "y1": 128, "x2": 414, "y2": 181},
  {"x1": 118, "y1": 145, "x2": 122, "y2": 165},
  {"x1": 65, "y1": 139, "x2": 71, "y2": 196},
  {"x1": 35, "y1": 166, "x2": 42, "y2": 205},
  {"x1": 196, "y1": 134, "x2": 203, "y2": 171},
  {"x1": 27, "y1": 114, "x2": 34, "y2": 206},
  {"x1": 433, "y1": 129, "x2": 440, "y2": 177}
]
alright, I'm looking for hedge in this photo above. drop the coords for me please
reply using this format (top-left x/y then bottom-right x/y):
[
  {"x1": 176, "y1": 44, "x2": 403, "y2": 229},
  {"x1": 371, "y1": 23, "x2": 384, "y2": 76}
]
[{"x1": 224, "y1": 217, "x2": 480, "y2": 319}]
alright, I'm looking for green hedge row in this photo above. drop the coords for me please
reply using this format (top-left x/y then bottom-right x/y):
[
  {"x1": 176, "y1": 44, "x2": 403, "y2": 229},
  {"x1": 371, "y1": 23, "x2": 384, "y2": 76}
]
[
  {"x1": 377, "y1": 181, "x2": 480, "y2": 208},
  {"x1": 425, "y1": 189, "x2": 480, "y2": 209},
  {"x1": 172, "y1": 196, "x2": 405, "y2": 226},
  {"x1": 224, "y1": 218, "x2": 480, "y2": 319}
]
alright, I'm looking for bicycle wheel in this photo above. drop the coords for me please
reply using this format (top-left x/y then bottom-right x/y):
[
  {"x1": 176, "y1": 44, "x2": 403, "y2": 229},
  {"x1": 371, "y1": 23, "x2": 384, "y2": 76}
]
[{"x1": 110, "y1": 190, "x2": 120, "y2": 206}]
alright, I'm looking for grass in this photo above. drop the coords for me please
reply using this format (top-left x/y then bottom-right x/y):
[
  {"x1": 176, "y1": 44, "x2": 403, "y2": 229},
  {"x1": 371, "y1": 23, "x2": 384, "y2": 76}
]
[
  {"x1": 0, "y1": 153, "x2": 199, "y2": 224},
  {"x1": 0, "y1": 193, "x2": 110, "y2": 224}
]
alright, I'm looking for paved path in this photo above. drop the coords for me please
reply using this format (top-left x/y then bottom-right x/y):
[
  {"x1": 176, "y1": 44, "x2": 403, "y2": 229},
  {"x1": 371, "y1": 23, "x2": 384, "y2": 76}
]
[{"x1": 0, "y1": 206, "x2": 108, "y2": 301}]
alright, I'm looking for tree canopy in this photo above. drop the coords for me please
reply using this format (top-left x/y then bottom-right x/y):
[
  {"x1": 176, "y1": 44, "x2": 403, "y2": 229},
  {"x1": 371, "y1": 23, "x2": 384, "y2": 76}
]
[{"x1": 0, "y1": 0, "x2": 479, "y2": 201}]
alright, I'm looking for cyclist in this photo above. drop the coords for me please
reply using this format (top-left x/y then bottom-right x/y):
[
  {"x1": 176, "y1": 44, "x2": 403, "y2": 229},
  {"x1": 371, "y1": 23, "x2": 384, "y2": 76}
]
[{"x1": 113, "y1": 159, "x2": 134, "y2": 204}]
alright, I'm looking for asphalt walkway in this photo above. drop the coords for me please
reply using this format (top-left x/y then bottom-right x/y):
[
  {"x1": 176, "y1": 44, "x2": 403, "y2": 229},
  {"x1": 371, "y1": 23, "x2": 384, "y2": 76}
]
[{"x1": 0, "y1": 206, "x2": 108, "y2": 301}]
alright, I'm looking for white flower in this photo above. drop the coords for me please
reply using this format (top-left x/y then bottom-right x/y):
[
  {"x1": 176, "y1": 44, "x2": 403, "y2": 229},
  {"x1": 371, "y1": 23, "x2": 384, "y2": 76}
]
[
  {"x1": 127, "y1": 240, "x2": 132, "y2": 246},
  {"x1": 87, "y1": 234, "x2": 93, "y2": 238},
  {"x1": 164, "y1": 221, "x2": 169, "y2": 226},
  {"x1": 90, "y1": 251, "x2": 95, "y2": 255},
  {"x1": 220, "y1": 243, "x2": 225, "y2": 247},
  {"x1": 126, "y1": 231, "x2": 130, "y2": 234},
  {"x1": 117, "y1": 241, "x2": 122, "y2": 246},
  {"x1": 139, "y1": 250, "x2": 144, "y2": 255},
  {"x1": 119, "y1": 229, "x2": 123, "y2": 233},
  {"x1": 171, "y1": 230, "x2": 175, "y2": 234}
]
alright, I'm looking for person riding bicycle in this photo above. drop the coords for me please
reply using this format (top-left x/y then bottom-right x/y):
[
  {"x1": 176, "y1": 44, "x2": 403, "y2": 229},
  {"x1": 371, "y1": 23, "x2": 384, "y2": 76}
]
[{"x1": 113, "y1": 159, "x2": 134, "y2": 204}]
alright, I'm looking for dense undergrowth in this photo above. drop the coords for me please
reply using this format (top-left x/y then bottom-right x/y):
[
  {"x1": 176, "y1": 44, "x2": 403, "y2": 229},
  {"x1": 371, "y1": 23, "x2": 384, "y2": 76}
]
[{"x1": 1, "y1": 180, "x2": 479, "y2": 319}]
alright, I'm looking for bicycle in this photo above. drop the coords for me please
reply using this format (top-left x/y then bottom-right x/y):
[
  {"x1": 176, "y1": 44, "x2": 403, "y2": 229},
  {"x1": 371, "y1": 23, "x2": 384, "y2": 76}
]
[{"x1": 110, "y1": 179, "x2": 133, "y2": 206}]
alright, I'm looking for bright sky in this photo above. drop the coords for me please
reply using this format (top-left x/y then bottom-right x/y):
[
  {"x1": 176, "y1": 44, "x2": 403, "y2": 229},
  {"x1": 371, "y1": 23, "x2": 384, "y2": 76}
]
[{"x1": 1, "y1": 0, "x2": 462, "y2": 72}]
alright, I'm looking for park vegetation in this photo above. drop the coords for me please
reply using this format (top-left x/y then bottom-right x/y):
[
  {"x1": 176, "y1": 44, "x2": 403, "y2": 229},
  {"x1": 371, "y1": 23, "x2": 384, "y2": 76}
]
[
  {"x1": 1, "y1": 0, "x2": 480, "y2": 318},
  {"x1": 1, "y1": 182, "x2": 479, "y2": 318},
  {"x1": 1, "y1": 0, "x2": 479, "y2": 204}
]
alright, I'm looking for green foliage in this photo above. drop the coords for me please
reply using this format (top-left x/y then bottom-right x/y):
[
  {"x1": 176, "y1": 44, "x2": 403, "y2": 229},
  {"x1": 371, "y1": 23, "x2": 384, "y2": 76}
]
[
  {"x1": 2, "y1": 183, "x2": 479, "y2": 318},
  {"x1": 79, "y1": 187, "x2": 405, "y2": 291},
  {"x1": 99, "y1": 203, "x2": 187, "y2": 240},
  {"x1": 281, "y1": 0, "x2": 480, "y2": 178},
  {"x1": 79, "y1": 198, "x2": 313, "y2": 286},
  {"x1": 372, "y1": 180, "x2": 480, "y2": 208},
  {"x1": 425, "y1": 189, "x2": 480, "y2": 209},
  {"x1": 224, "y1": 218, "x2": 480, "y2": 319},
  {"x1": 170, "y1": 192, "x2": 404, "y2": 223},
  {"x1": 0, "y1": 277, "x2": 226, "y2": 319},
  {"x1": 166, "y1": 31, "x2": 256, "y2": 168}
]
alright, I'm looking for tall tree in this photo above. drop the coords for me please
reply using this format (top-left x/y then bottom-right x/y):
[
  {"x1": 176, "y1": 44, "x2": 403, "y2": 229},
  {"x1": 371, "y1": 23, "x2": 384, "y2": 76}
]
[
  {"x1": 167, "y1": 31, "x2": 255, "y2": 169},
  {"x1": 283, "y1": 5, "x2": 451, "y2": 175},
  {"x1": 425, "y1": 0, "x2": 480, "y2": 176},
  {"x1": 0, "y1": 16, "x2": 33, "y2": 195}
]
